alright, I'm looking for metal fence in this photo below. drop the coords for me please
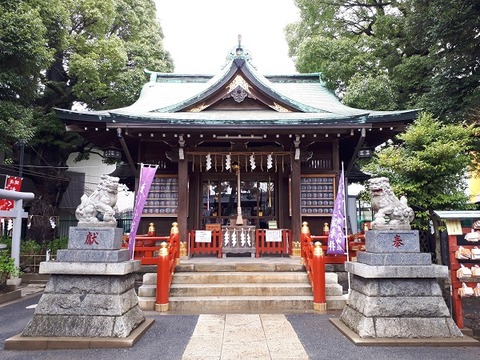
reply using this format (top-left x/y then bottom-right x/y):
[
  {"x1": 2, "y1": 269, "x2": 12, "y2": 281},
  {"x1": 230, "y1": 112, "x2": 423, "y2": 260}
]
[{"x1": 20, "y1": 254, "x2": 47, "y2": 273}]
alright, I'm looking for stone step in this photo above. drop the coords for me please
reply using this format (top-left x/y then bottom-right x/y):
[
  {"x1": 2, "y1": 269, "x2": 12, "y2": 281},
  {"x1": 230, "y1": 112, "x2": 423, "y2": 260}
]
[
  {"x1": 138, "y1": 263, "x2": 346, "y2": 312},
  {"x1": 137, "y1": 284, "x2": 156, "y2": 297},
  {"x1": 168, "y1": 295, "x2": 314, "y2": 313},
  {"x1": 139, "y1": 281, "x2": 343, "y2": 298},
  {"x1": 142, "y1": 273, "x2": 157, "y2": 285},
  {"x1": 176, "y1": 262, "x2": 305, "y2": 273},
  {"x1": 324, "y1": 294, "x2": 348, "y2": 310},
  {"x1": 172, "y1": 272, "x2": 311, "y2": 284},
  {"x1": 138, "y1": 296, "x2": 156, "y2": 311},
  {"x1": 170, "y1": 283, "x2": 313, "y2": 297},
  {"x1": 138, "y1": 293, "x2": 347, "y2": 312},
  {"x1": 142, "y1": 270, "x2": 339, "y2": 286}
]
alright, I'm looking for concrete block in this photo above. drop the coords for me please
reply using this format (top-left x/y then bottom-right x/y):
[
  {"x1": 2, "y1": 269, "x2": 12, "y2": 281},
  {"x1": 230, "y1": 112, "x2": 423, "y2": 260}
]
[
  {"x1": 340, "y1": 305, "x2": 377, "y2": 338},
  {"x1": 21, "y1": 306, "x2": 144, "y2": 338},
  {"x1": 33, "y1": 289, "x2": 139, "y2": 316},
  {"x1": 357, "y1": 252, "x2": 432, "y2": 266},
  {"x1": 365, "y1": 230, "x2": 420, "y2": 253},
  {"x1": 374, "y1": 317, "x2": 463, "y2": 338},
  {"x1": 39, "y1": 260, "x2": 141, "y2": 275},
  {"x1": 350, "y1": 276, "x2": 443, "y2": 297},
  {"x1": 68, "y1": 227, "x2": 123, "y2": 250},
  {"x1": 347, "y1": 290, "x2": 450, "y2": 317},
  {"x1": 56, "y1": 249, "x2": 130, "y2": 263},
  {"x1": 345, "y1": 262, "x2": 448, "y2": 279},
  {"x1": 44, "y1": 274, "x2": 136, "y2": 295}
]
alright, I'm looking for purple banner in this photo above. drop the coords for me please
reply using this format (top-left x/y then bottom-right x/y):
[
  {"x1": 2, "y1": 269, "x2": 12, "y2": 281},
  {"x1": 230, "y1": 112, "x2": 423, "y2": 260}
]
[
  {"x1": 327, "y1": 170, "x2": 346, "y2": 255},
  {"x1": 128, "y1": 164, "x2": 158, "y2": 259}
]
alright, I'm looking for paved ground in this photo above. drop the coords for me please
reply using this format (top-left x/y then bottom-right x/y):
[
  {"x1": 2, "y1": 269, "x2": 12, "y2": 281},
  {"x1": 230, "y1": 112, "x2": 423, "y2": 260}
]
[{"x1": 1, "y1": 290, "x2": 479, "y2": 360}]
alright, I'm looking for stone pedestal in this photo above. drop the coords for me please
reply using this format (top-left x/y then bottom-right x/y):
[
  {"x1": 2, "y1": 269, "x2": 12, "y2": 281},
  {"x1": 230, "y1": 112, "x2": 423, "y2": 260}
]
[
  {"x1": 19, "y1": 226, "x2": 147, "y2": 339},
  {"x1": 338, "y1": 230, "x2": 463, "y2": 339}
]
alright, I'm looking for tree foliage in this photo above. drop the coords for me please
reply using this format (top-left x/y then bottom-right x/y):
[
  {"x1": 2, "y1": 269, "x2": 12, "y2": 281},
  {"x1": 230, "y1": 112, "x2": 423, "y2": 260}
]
[
  {"x1": 361, "y1": 112, "x2": 478, "y2": 261},
  {"x1": 0, "y1": 0, "x2": 173, "y2": 242},
  {"x1": 286, "y1": 0, "x2": 480, "y2": 121}
]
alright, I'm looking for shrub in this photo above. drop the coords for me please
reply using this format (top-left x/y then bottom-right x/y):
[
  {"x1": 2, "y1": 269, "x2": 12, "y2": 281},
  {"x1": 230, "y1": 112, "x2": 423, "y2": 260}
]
[
  {"x1": 0, "y1": 252, "x2": 21, "y2": 288},
  {"x1": 44, "y1": 237, "x2": 68, "y2": 256}
]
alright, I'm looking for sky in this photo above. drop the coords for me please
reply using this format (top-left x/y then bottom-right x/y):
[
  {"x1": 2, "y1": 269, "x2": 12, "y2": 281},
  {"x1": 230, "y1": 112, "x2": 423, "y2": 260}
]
[{"x1": 153, "y1": 0, "x2": 300, "y2": 74}]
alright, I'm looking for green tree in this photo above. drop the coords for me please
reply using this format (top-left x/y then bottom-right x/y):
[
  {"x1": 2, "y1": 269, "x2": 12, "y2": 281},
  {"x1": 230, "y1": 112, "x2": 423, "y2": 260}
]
[
  {"x1": 286, "y1": 0, "x2": 480, "y2": 121},
  {"x1": 0, "y1": 0, "x2": 173, "y2": 242},
  {"x1": 0, "y1": 0, "x2": 53, "y2": 152},
  {"x1": 362, "y1": 112, "x2": 478, "y2": 263}
]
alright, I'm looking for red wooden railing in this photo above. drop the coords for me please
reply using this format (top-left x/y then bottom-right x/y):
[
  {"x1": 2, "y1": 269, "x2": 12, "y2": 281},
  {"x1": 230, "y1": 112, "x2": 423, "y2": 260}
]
[
  {"x1": 155, "y1": 226, "x2": 180, "y2": 312},
  {"x1": 188, "y1": 230, "x2": 223, "y2": 258},
  {"x1": 255, "y1": 229, "x2": 292, "y2": 257},
  {"x1": 121, "y1": 222, "x2": 183, "y2": 265},
  {"x1": 300, "y1": 221, "x2": 365, "y2": 311},
  {"x1": 310, "y1": 235, "x2": 365, "y2": 263},
  {"x1": 133, "y1": 235, "x2": 170, "y2": 265},
  {"x1": 301, "y1": 223, "x2": 327, "y2": 311}
]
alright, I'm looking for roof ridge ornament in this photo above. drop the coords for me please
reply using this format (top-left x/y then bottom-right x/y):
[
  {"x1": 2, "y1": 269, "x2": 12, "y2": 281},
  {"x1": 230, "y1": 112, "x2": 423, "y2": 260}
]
[{"x1": 224, "y1": 34, "x2": 256, "y2": 69}]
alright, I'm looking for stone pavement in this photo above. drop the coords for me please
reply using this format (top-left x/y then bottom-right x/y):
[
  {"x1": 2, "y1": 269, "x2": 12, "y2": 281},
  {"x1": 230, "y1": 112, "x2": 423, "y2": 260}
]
[
  {"x1": 1, "y1": 292, "x2": 480, "y2": 360},
  {"x1": 182, "y1": 314, "x2": 308, "y2": 360}
]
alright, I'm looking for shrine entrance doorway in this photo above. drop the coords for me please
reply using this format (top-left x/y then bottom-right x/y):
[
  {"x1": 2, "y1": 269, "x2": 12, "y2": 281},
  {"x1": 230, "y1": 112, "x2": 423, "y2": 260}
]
[{"x1": 200, "y1": 174, "x2": 277, "y2": 229}]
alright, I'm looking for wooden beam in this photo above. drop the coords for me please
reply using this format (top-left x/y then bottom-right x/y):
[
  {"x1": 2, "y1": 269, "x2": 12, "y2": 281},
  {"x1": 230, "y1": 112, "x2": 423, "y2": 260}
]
[
  {"x1": 290, "y1": 153, "x2": 301, "y2": 244},
  {"x1": 177, "y1": 158, "x2": 188, "y2": 245}
]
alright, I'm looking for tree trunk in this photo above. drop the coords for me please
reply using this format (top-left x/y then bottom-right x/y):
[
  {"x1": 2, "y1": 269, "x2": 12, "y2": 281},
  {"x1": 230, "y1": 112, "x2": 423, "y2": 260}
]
[
  {"x1": 24, "y1": 158, "x2": 71, "y2": 243},
  {"x1": 430, "y1": 209, "x2": 443, "y2": 265}
]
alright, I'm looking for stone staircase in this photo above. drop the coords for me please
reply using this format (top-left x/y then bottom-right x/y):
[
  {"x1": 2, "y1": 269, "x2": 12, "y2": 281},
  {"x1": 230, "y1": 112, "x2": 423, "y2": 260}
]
[{"x1": 137, "y1": 258, "x2": 347, "y2": 313}]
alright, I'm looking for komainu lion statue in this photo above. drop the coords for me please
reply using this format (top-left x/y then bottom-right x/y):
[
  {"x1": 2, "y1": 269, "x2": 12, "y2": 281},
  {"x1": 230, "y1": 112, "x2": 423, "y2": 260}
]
[
  {"x1": 75, "y1": 175, "x2": 120, "y2": 226},
  {"x1": 368, "y1": 177, "x2": 414, "y2": 230}
]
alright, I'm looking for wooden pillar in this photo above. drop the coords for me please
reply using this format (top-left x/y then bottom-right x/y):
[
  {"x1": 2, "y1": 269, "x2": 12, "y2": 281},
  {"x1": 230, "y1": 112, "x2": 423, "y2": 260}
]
[
  {"x1": 290, "y1": 154, "x2": 301, "y2": 244},
  {"x1": 177, "y1": 159, "x2": 188, "y2": 244}
]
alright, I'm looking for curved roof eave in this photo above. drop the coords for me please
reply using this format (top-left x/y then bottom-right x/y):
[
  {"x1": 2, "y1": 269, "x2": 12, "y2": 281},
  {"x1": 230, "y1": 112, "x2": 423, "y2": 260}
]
[
  {"x1": 54, "y1": 108, "x2": 111, "y2": 122},
  {"x1": 367, "y1": 109, "x2": 421, "y2": 122},
  {"x1": 105, "y1": 111, "x2": 392, "y2": 129}
]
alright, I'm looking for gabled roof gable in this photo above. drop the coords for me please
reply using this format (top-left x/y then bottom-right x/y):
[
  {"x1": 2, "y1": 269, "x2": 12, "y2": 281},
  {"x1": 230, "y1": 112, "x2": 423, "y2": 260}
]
[{"x1": 149, "y1": 58, "x2": 323, "y2": 114}]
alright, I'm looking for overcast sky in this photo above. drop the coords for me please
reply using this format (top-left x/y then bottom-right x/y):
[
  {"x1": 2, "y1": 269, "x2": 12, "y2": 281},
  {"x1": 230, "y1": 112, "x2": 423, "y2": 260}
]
[{"x1": 153, "y1": 0, "x2": 300, "y2": 74}]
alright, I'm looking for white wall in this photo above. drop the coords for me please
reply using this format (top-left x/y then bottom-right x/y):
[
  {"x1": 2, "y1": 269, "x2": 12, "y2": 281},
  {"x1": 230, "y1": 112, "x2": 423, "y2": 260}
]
[{"x1": 66, "y1": 153, "x2": 133, "y2": 213}]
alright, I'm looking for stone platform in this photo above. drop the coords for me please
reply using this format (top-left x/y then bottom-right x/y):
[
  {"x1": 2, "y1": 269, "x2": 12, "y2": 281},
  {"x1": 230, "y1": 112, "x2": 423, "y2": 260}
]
[
  {"x1": 330, "y1": 318, "x2": 478, "y2": 346},
  {"x1": 6, "y1": 226, "x2": 149, "y2": 348},
  {"x1": 337, "y1": 230, "x2": 477, "y2": 343},
  {"x1": 5, "y1": 319, "x2": 154, "y2": 350}
]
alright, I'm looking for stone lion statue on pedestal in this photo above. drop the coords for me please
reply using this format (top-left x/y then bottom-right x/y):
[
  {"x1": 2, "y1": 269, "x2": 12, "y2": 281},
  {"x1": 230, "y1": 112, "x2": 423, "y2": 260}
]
[
  {"x1": 368, "y1": 177, "x2": 414, "y2": 230},
  {"x1": 75, "y1": 175, "x2": 120, "y2": 226}
]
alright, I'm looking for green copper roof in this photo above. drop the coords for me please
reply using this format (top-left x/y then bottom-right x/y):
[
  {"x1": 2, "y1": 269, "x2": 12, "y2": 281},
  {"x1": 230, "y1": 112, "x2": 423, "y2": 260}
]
[{"x1": 56, "y1": 41, "x2": 418, "y2": 126}]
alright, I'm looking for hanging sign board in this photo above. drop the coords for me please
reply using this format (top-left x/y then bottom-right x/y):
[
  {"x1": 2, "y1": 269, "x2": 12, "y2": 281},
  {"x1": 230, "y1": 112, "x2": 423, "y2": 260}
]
[
  {"x1": 0, "y1": 176, "x2": 23, "y2": 211},
  {"x1": 266, "y1": 229, "x2": 282, "y2": 242},
  {"x1": 195, "y1": 230, "x2": 212, "y2": 243},
  {"x1": 268, "y1": 220, "x2": 278, "y2": 229},
  {"x1": 205, "y1": 223, "x2": 221, "y2": 231},
  {"x1": 445, "y1": 219, "x2": 463, "y2": 235}
]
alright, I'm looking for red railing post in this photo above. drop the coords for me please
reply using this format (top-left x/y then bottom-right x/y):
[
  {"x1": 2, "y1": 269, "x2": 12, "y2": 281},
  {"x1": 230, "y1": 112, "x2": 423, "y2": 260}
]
[
  {"x1": 301, "y1": 221, "x2": 310, "y2": 261},
  {"x1": 312, "y1": 241, "x2": 327, "y2": 312},
  {"x1": 170, "y1": 222, "x2": 180, "y2": 261},
  {"x1": 155, "y1": 242, "x2": 170, "y2": 312}
]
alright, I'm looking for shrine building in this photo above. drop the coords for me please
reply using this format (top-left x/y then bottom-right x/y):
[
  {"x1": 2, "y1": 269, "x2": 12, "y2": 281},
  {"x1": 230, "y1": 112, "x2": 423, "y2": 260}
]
[{"x1": 56, "y1": 39, "x2": 418, "y2": 254}]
